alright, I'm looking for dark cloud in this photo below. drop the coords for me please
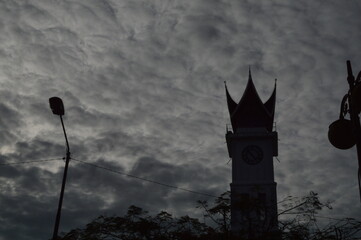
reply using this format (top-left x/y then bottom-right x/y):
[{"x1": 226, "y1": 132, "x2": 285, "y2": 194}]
[{"x1": 0, "y1": 0, "x2": 361, "y2": 239}]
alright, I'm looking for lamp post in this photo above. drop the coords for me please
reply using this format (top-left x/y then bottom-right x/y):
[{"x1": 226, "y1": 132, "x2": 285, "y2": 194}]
[
  {"x1": 49, "y1": 97, "x2": 71, "y2": 240},
  {"x1": 328, "y1": 60, "x2": 361, "y2": 202}
]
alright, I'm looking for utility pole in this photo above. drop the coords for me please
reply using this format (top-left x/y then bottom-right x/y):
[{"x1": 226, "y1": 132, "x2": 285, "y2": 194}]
[
  {"x1": 328, "y1": 60, "x2": 361, "y2": 202},
  {"x1": 49, "y1": 97, "x2": 71, "y2": 239}
]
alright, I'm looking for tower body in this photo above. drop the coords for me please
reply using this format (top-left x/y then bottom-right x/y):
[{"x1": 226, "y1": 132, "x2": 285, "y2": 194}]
[{"x1": 225, "y1": 72, "x2": 278, "y2": 238}]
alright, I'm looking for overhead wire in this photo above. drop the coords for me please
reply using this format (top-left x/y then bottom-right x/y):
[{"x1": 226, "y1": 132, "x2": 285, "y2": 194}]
[
  {"x1": 0, "y1": 155, "x2": 219, "y2": 198},
  {"x1": 71, "y1": 158, "x2": 218, "y2": 198},
  {"x1": 0, "y1": 156, "x2": 358, "y2": 224},
  {"x1": 0, "y1": 158, "x2": 63, "y2": 166}
]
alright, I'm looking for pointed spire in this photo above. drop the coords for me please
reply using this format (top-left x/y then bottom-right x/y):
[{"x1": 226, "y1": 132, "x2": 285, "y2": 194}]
[
  {"x1": 225, "y1": 81, "x2": 237, "y2": 116},
  {"x1": 264, "y1": 79, "x2": 277, "y2": 128},
  {"x1": 225, "y1": 71, "x2": 276, "y2": 132}
]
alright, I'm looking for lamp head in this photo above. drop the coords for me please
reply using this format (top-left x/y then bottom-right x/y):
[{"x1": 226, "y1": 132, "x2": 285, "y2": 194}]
[
  {"x1": 49, "y1": 97, "x2": 64, "y2": 116},
  {"x1": 328, "y1": 118, "x2": 356, "y2": 150}
]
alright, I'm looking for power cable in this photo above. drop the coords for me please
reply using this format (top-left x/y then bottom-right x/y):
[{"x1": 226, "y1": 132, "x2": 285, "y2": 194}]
[
  {"x1": 0, "y1": 157, "x2": 358, "y2": 225},
  {"x1": 71, "y1": 158, "x2": 218, "y2": 198},
  {"x1": 0, "y1": 158, "x2": 63, "y2": 166}
]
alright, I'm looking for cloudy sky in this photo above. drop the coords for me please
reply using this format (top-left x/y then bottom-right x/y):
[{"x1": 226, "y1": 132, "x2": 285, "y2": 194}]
[{"x1": 1, "y1": 0, "x2": 361, "y2": 239}]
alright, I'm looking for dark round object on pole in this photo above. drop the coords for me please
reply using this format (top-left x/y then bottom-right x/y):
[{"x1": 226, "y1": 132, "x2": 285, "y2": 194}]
[
  {"x1": 352, "y1": 83, "x2": 361, "y2": 114},
  {"x1": 49, "y1": 97, "x2": 65, "y2": 116},
  {"x1": 328, "y1": 118, "x2": 356, "y2": 150}
]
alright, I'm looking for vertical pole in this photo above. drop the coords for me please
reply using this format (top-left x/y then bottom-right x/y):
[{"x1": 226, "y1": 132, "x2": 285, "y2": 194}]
[
  {"x1": 346, "y1": 60, "x2": 361, "y2": 202},
  {"x1": 350, "y1": 103, "x2": 361, "y2": 202},
  {"x1": 52, "y1": 116, "x2": 71, "y2": 240},
  {"x1": 353, "y1": 117, "x2": 361, "y2": 202}
]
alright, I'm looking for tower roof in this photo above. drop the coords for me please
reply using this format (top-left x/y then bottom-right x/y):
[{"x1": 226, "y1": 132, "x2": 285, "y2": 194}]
[{"x1": 225, "y1": 70, "x2": 276, "y2": 132}]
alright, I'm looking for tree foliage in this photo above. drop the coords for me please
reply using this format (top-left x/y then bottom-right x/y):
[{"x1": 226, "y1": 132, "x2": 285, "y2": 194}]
[
  {"x1": 58, "y1": 192, "x2": 361, "y2": 240},
  {"x1": 58, "y1": 205, "x2": 215, "y2": 240}
]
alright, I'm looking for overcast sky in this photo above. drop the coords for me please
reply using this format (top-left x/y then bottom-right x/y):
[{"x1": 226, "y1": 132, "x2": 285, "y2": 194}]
[{"x1": 1, "y1": 0, "x2": 361, "y2": 239}]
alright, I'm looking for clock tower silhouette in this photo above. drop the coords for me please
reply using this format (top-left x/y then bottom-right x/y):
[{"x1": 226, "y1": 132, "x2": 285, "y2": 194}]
[{"x1": 225, "y1": 69, "x2": 278, "y2": 238}]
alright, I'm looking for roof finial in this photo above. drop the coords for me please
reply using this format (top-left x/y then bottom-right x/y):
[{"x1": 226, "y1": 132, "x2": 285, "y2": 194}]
[
  {"x1": 224, "y1": 80, "x2": 228, "y2": 91},
  {"x1": 248, "y1": 66, "x2": 252, "y2": 81}
]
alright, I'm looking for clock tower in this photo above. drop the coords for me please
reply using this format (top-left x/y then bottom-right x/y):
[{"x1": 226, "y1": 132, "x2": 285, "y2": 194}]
[{"x1": 225, "y1": 70, "x2": 278, "y2": 238}]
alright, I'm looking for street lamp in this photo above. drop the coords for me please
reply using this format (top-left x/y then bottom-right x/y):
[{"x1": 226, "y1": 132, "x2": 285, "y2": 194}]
[
  {"x1": 49, "y1": 97, "x2": 71, "y2": 240},
  {"x1": 328, "y1": 60, "x2": 361, "y2": 201}
]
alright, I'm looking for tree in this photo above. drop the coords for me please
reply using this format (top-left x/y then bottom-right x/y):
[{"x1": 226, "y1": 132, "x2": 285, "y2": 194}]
[
  {"x1": 196, "y1": 191, "x2": 230, "y2": 237},
  {"x1": 59, "y1": 205, "x2": 214, "y2": 240},
  {"x1": 58, "y1": 192, "x2": 361, "y2": 240},
  {"x1": 197, "y1": 191, "x2": 361, "y2": 240}
]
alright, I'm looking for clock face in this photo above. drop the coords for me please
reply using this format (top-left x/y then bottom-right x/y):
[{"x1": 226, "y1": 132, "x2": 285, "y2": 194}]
[{"x1": 242, "y1": 145, "x2": 263, "y2": 165}]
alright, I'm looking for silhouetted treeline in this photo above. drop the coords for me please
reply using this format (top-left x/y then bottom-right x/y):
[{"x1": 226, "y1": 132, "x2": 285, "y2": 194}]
[{"x1": 56, "y1": 191, "x2": 361, "y2": 240}]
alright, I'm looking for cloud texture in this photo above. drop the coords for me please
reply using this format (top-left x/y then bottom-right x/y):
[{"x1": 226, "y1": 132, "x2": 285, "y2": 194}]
[{"x1": 0, "y1": 0, "x2": 361, "y2": 239}]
